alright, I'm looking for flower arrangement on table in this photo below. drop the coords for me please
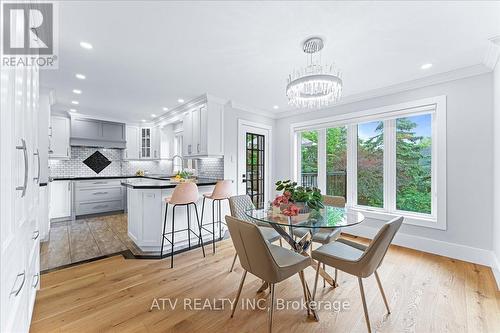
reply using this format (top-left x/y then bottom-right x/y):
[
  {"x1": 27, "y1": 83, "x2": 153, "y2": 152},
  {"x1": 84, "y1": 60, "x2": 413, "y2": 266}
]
[{"x1": 272, "y1": 180, "x2": 324, "y2": 216}]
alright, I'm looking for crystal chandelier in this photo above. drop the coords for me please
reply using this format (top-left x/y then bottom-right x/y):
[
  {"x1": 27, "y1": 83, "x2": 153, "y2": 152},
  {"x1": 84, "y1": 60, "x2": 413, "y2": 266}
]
[{"x1": 286, "y1": 37, "x2": 343, "y2": 109}]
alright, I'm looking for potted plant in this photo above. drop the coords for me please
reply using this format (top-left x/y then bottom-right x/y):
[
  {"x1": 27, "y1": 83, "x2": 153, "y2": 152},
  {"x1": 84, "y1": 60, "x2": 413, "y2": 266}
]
[{"x1": 273, "y1": 180, "x2": 324, "y2": 216}]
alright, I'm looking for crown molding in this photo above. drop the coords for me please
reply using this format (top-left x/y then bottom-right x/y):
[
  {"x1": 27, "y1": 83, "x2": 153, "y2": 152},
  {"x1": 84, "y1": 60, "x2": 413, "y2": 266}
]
[
  {"x1": 228, "y1": 100, "x2": 278, "y2": 119},
  {"x1": 483, "y1": 35, "x2": 500, "y2": 70},
  {"x1": 274, "y1": 64, "x2": 491, "y2": 119}
]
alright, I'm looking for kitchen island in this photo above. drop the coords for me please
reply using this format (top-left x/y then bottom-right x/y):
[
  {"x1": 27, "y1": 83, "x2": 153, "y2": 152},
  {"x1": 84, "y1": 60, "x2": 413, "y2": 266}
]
[{"x1": 121, "y1": 178, "x2": 230, "y2": 253}]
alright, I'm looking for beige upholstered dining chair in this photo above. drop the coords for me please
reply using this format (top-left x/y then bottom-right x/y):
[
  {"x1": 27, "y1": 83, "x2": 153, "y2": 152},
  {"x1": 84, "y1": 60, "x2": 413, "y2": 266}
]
[
  {"x1": 228, "y1": 195, "x2": 282, "y2": 272},
  {"x1": 311, "y1": 216, "x2": 404, "y2": 333},
  {"x1": 226, "y1": 216, "x2": 311, "y2": 333},
  {"x1": 293, "y1": 195, "x2": 346, "y2": 286}
]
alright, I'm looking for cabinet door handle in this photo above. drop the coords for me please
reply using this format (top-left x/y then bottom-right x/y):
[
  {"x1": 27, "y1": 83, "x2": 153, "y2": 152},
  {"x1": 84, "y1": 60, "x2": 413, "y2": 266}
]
[
  {"x1": 125, "y1": 151, "x2": 128, "y2": 158},
  {"x1": 32, "y1": 273, "x2": 40, "y2": 288},
  {"x1": 68, "y1": 181, "x2": 71, "y2": 191},
  {"x1": 33, "y1": 149, "x2": 40, "y2": 183},
  {"x1": 10, "y1": 270, "x2": 26, "y2": 296},
  {"x1": 32, "y1": 230, "x2": 40, "y2": 240},
  {"x1": 197, "y1": 143, "x2": 200, "y2": 153},
  {"x1": 16, "y1": 139, "x2": 28, "y2": 197},
  {"x1": 67, "y1": 147, "x2": 70, "y2": 157},
  {"x1": 93, "y1": 191, "x2": 108, "y2": 195}
]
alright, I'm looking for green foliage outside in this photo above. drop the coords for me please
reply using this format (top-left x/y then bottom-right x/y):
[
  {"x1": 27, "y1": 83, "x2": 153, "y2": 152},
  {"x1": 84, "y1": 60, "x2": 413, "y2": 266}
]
[{"x1": 300, "y1": 117, "x2": 432, "y2": 214}]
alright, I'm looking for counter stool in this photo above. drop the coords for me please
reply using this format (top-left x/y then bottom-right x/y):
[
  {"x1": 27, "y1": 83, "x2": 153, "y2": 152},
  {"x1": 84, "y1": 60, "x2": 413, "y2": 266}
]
[
  {"x1": 160, "y1": 182, "x2": 206, "y2": 268},
  {"x1": 199, "y1": 180, "x2": 232, "y2": 253}
]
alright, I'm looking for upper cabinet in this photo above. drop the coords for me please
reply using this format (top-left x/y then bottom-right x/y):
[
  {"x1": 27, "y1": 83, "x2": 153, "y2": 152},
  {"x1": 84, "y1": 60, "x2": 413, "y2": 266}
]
[
  {"x1": 183, "y1": 97, "x2": 224, "y2": 157},
  {"x1": 124, "y1": 125, "x2": 140, "y2": 160},
  {"x1": 124, "y1": 125, "x2": 163, "y2": 160},
  {"x1": 50, "y1": 116, "x2": 70, "y2": 159},
  {"x1": 140, "y1": 127, "x2": 152, "y2": 158},
  {"x1": 70, "y1": 117, "x2": 126, "y2": 148}
]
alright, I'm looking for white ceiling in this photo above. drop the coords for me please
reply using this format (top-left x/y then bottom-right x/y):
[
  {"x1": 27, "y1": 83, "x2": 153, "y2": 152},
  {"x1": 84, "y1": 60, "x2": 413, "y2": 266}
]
[{"x1": 41, "y1": 1, "x2": 500, "y2": 122}]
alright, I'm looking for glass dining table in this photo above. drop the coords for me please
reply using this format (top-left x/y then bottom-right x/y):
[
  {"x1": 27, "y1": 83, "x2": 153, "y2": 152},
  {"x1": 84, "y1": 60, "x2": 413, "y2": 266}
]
[{"x1": 245, "y1": 204, "x2": 365, "y2": 320}]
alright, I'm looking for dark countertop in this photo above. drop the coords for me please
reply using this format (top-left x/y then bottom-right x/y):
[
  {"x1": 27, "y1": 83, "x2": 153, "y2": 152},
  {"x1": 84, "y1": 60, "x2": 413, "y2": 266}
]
[
  {"x1": 51, "y1": 174, "x2": 172, "y2": 181},
  {"x1": 120, "y1": 178, "x2": 221, "y2": 189}
]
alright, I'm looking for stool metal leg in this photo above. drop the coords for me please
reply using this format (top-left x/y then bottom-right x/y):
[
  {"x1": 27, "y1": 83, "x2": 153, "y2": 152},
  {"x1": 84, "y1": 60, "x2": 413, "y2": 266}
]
[
  {"x1": 171, "y1": 205, "x2": 176, "y2": 268},
  {"x1": 211, "y1": 199, "x2": 216, "y2": 254},
  {"x1": 160, "y1": 202, "x2": 168, "y2": 258},
  {"x1": 193, "y1": 203, "x2": 205, "y2": 257},
  {"x1": 218, "y1": 199, "x2": 222, "y2": 240},
  {"x1": 186, "y1": 205, "x2": 191, "y2": 250}
]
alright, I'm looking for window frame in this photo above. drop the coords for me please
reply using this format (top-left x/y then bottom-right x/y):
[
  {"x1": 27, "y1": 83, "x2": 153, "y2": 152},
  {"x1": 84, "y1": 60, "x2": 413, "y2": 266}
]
[{"x1": 291, "y1": 96, "x2": 446, "y2": 230}]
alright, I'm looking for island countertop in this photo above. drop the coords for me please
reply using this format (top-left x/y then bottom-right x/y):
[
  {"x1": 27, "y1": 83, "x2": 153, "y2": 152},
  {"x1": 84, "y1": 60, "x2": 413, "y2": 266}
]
[{"x1": 120, "y1": 178, "x2": 221, "y2": 189}]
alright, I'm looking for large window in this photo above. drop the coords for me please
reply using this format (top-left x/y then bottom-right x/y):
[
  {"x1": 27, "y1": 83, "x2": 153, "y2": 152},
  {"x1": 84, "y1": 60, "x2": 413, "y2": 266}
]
[
  {"x1": 294, "y1": 97, "x2": 445, "y2": 228},
  {"x1": 300, "y1": 131, "x2": 318, "y2": 188},
  {"x1": 357, "y1": 121, "x2": 384, "y2": 208},
  {"x1": 326, "y1": 126, "x2": 347, "y2": 197},
  {"x1": 396, "y1": 114, "x2": 432, "y2": 214}
]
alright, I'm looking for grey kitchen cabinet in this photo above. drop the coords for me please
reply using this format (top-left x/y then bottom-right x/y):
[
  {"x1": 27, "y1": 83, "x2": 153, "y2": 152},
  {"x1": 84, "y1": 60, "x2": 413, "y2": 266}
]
[
  {"x1": 70, "y1": 116, "x2": 126, "y2": 148},
  {"x1": 74, "y1": 179, "x2": 124, "y2": 216}
]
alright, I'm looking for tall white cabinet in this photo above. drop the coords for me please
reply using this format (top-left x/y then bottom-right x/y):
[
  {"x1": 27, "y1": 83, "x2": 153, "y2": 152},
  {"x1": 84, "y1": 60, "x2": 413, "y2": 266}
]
[{"x1": 1, "y1": 64, "x2": 41, "y2": 332}]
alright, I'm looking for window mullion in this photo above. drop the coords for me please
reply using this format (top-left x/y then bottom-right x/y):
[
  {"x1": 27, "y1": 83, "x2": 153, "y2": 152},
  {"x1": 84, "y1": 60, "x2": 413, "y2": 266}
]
[
  {"x1": 317, "y1": 129, "x2": 327, "y2": 193},
  {"x1": 384, "y1": 119, "x2": 396, "y2": 213},
  {"x1": 347, "y1": 124, "x2": 357, "y2": 206}
]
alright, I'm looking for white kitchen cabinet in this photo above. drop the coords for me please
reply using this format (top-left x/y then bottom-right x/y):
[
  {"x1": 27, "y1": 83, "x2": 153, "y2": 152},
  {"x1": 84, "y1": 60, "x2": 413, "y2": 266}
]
[
  {"x1": 124, "y1": 125, "x2": 140, "y2": 160},
  {"x1": 1, "y1": 48, "x2": 41, "y2": 332},
  {"x1": 182, "y1": 98, "x2": 223, "y2": 157},
  {"x1": 152, "y1": 126, "x2": 161, "y2": 159},
  {"x1": 50, "y1": 115, "x2": 70, "y2": 159},
  {"x1": 140, "y1": 127, "x2": 152, "y2": 158},
  {"x1": 49, "y1": 180, "x2": 72, "y2": 220}
]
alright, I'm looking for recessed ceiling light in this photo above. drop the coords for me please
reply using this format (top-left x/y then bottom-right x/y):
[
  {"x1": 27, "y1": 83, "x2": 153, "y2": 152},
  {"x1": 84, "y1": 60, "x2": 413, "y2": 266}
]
[
  {"x1": 151, "y1": 114, "x2": 156, "y2": 118},
  {"x1": 75, "y1": 73, "x2": 86, "y2": 80},
  {"x1": 69, "y1": 108, "x2": 77, "y2": 112},
  {"x1": 72, "y1": 89, "x2": 82, "y2": 94},
  {"x1": 273, "y1": 105, "x2": 279, "y2": 110},
  {"x1": 177, "y1": 99, "x2": 184, "y2": 103},
  {"x1": 71, "y1": 100, "x2": 79, "y2": 105},
  {"x1": 162, "y1": 107, "x2": 169, "y2": 111},
  {"x1": 79, "y1": 41, "x2": 93, "y2": 50},
  {"x1": 421, "y1": 63, "x2": 433, "y2": 70},
  {"x1": 141, "y1": 119, "x2": 146, "y2": 122}
]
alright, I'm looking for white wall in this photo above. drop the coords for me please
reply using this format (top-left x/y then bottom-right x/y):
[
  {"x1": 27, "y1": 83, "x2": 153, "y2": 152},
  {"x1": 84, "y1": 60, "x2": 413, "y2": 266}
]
[
  {"x1": 223, "y1": 103, "x2": 276, "y2": 195},
  {"x1": 274, "y1": 73, "x2": 495, "y2": 258},
  {"x1": 493, "y1": 61, "x2": 500, "y2": 285}
]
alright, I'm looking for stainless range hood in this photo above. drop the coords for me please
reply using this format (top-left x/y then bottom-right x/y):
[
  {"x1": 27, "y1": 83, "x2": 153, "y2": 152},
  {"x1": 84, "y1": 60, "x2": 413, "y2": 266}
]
[{"x1": 70, "y1": 116, "x2": 126, "y2": 149}]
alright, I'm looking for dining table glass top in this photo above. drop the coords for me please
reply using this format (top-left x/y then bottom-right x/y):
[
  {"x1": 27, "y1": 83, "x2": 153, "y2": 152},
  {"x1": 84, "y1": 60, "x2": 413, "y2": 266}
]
[{"x1": 245, "y1": 204, "x2": 365, "y2": 229}]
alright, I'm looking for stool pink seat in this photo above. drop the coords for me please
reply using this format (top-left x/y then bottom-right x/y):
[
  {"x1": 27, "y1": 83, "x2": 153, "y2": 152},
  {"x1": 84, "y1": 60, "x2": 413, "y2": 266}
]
[
  {"x1": 165, "y1": 182, "x2": 199, "y2": 205},
  {"x1": 203, "y1": 180, "x2": 232, "y2": 200}
]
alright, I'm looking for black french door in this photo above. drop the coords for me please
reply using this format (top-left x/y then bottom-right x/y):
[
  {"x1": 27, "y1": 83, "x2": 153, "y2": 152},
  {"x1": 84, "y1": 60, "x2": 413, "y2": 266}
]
[{"x1": 245, "y1": 133, "x2": 265, "y2": 208}]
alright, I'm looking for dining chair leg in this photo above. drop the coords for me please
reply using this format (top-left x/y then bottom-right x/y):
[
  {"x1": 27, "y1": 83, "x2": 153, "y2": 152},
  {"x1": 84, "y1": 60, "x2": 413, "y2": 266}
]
[
  {"x1": 312, "y1": 261, "x2": 321, "y2": 301},
  {"x1": 160, "y1": 203, "x2": 168, "y2": 258},
  {"x1": 298, "y1": 271, "x2": 310, "y2": 316},
  {"x1": 229, "y1": 252, "x2": 238, "y2": 272},
  {"x1": 231, "y1": 270, "x2": 247, "y2": 318},
  {"x1": 268, "y1": 283, "x2": 275, "y2": 333},
  {"x1": 358, "y1": 277, "x2": 372, "y2": 333},
  {"x1": 322, "y1": 263, "x2": 326, "y2": 288},
  {"x1": 279, "y1": 238, "x2": 282, "y2": 247},
  {"x1": 374, "y1": 270, "x2": 391, "y2": 314},
  {"x1": 193, "y1": 203, "x2": 205, "y2": 258}
]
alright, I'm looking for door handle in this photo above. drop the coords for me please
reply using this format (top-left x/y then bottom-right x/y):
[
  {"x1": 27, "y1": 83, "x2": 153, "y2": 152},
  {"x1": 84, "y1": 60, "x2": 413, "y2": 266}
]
[
  {"x1": 93, "y1": 191, "x2": 108, "y2": 195},
  {"x1": 32, "y1": 273, "x2": 40, "y2": 288},
  {"x1": 10, "y1": 270, "x2": 26, "y2": 297},
  {"x1": 16, "y1": 139, "x2": 28, "y2": 197},
  {"x1": 33, "y1": 149, "x2": 40, "y2": 183}
]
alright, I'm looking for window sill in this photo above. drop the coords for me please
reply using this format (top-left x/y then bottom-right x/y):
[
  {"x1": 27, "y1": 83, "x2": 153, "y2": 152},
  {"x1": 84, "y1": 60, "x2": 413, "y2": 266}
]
[{"x1": 348, "y1": 206, "x2": 446, "y2": 230}]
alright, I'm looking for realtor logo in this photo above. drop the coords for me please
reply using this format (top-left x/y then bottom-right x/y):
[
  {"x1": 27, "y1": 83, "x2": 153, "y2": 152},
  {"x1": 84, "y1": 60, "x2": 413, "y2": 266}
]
[{"x1": 1, "y1": 2, "x2": 58, "y2": 68}]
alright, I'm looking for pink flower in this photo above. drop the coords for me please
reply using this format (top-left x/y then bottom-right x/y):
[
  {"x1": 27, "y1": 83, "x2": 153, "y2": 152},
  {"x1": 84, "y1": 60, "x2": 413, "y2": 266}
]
[
  {"x1": 282, "y1": 204, "x2": 300, "y2": 216},
  {"x1": 272, "y1": 195, "x2": 289, "y2": 207},
  {"x1": 283, "y1": 191, "x2": 292, "y2": 199}
]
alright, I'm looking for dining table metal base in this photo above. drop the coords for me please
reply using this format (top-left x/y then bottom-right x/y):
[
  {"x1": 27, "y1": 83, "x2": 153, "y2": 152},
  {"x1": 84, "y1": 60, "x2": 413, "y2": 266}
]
[{"x1": 254, "y1": 223, "x2": 340, "y2": 321}]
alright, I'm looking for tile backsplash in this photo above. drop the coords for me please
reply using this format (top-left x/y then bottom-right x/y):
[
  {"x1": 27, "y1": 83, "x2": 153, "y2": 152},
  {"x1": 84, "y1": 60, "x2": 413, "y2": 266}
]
[{"x1": 49, "y1": 146, "x2": 224, "y2": 179}]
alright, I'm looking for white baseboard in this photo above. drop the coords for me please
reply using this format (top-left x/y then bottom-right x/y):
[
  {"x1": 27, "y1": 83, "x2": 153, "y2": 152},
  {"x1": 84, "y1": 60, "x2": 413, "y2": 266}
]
[{"x1": 344, "y1": 224, "x2": 500, "y2": 290}]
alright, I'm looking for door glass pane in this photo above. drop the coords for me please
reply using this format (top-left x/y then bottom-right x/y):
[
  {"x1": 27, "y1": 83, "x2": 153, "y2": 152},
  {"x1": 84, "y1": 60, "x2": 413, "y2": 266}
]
[
  {"x1": 246, "y1": 133, "x2": 265, "y2": 208},
  {"x1": 300, "y1": 131, "x2": 318, "y2": 188},
  {"x1": 357, "y1": 121, "x2": 384, "y2": 208},
  {"x1": 396, "y1": 114, "x2": 432, "y2": 214},
  {"x1": 326, "y1": 126, "x2": 347, "y2": 197}
]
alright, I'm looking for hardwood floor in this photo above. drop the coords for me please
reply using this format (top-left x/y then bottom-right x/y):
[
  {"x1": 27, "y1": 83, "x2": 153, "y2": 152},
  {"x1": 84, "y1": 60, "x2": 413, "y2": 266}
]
[{"x1": 31, "y1": 236, "x2": 500, "y2": 332}]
